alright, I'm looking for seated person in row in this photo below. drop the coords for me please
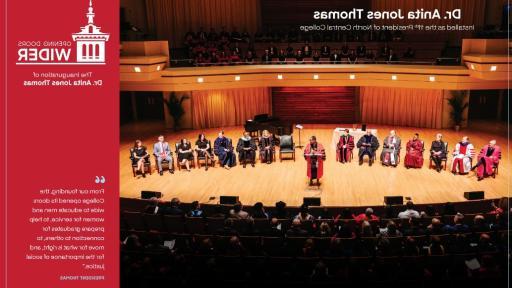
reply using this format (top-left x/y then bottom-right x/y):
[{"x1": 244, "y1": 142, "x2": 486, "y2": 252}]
[
  {"x1": 404, "y1": 133, "x2": 424, "y2": 169},
  {"x1": 236, "y1": 132, "x2": 257, "y2": 168},
  {"x1": 430, "y1": 133, "x2": 447, "y2": 172},
  {"x1": 259, "y1": 130, "x2": 274, "y2": 164},
  {"x1": 195, "y1": 133, "x2": 212, "y2": 171},
  {"x1": 472, "y1": 140, "x2": 501, "y2": 181},
  {"x1": 320, "y1": 44, "x2": 330, "y2": 57},
  {"x1": 131, "y1": 140, "x2": 149, "y2": 177},
  {"x1": 451, "y1": 136, "x2": 474, "y2": 175},
  {"x1": 154, "y1": 135, "x2": 174, "y2": 175},
  {"x1": 261, "y1": 49, "x2": 272, "y2": 63},
  {"x1": 336, "y1": 128, "x2": 354, "y2": 163},
  {"x1": 177, "y1": 138, "x2": 194, "y2": 172},
  {"x1": 330, "y1": 49, "x2": 341, "y2": 64},
  {"x1": 380, "y1": 130, "x2": 401, "y2": 167},
  {"x1": 214, "y1": 131, "x2": 236, "y2": 169},
  {"x1": 357, "y1": 130, "x2": 379, "y2": 166},
  {"x1": 302, "y1": 41, "x2": 312, "y2": 57}
]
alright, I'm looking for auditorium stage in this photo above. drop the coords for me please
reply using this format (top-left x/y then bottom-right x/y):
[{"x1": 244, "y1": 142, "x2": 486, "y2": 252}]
[{"x1": 120, "y1": 122, "x2": 509, "y2": 207}]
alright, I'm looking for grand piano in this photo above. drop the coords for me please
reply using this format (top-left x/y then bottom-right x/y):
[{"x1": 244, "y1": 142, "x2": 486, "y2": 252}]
[{"x1": 244, "y1": 114, "x2": 293, "y2": 137}]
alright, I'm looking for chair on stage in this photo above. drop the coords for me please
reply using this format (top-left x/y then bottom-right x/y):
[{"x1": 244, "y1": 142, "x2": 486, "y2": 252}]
[
  {"x1": 429, "y1": 142, "x2": 448, "y2": 170},
  {"x1": 279, "y1": 135, "x2": 296, "y2": 162},
  {"x1": 129, "y1": 148, "x2": 151, "y2": 177},
  {"x1": 175, "y1": 142, "x2": 196, "y2": 170},
  {"x1": 196, "y1": 140, "x2": 215, "y2": 169},
  {"x1": 492, "y1": 153, "x2": 502, "y2": 178}
]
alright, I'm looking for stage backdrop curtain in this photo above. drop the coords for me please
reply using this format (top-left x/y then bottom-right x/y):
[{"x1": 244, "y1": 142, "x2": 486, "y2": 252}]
[
  {"x1": 192, "y1": 87, "x2": 271, "y2": 129},
  {"x1": 360, "y1": 87, "x2": 443, "y2": 128},
  {"x1": 370, "y1": 0, "x2": 486, "y2": 27},
  {"x1": 145, "y1": 0, "x2": 261, "y2": 49}
]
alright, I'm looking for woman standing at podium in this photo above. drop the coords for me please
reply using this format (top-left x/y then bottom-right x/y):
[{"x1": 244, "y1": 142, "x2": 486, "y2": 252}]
[{"x1": 304, "y1": 136, "x2": 326, "y2": 186}]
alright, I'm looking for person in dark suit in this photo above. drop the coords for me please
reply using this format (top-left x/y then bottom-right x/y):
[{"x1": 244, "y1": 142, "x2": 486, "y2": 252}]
[{"x1": 320, "y1": 44, "x2": 330, "y2": 57}]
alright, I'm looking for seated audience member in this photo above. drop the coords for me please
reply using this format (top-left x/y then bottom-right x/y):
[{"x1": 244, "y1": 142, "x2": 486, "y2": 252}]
[
  {"x1": 403, "y1": 218, "x2": 425, "y2": 236},
  {"x1": 318, "y1": 207, "x2": 333, "y2": 220},
  {"x1": 187, "y1": 201, "x2": 204, "y2": 218},
  {"x1": 472, "y1": 214, "x2": 490, "y2": 232},
  {"x1": 154, "y1": 135, "x2": 174, "y2": 175},
  {"x1": 285, "y1": 44, "x2": 294, "y2": 58},
  {"x1": 229, "y1": 201, "x2": 251, "y2": 220},
  {"x1": 259, "y1": 130, "x2": 274, "y2": 164},
  {"x1": 217, "y1": 218, "x2": 238, "y2": 236},
  {"x1": 477, "y1": 233, "x2": 496, "y2": 253},
  {"x1": 286, "y1": 218, "x2": 309, "y2": 236},
  {"x1": 226, "y1": 236, "x2": 246, "y2": 256},
  {"x1": 302, "y1": 41, "x2": 312, "y2": 57},
  {"x1": 198, "y1": 238, "x2": 215, "y2": 255},
  {"x1": 261, "y1": 49, "x2": 272, "y2": 63},
  {"x1": 442, "y1": 213, "x2": 469, "y2": 233},
  {"x1": 357, "y1": 130, "x2": 379, "y2": 166},
  {"x1": 360, "y1": 221, "x2": 375, "y2": 237},
  {"x1": 426, "y1": 218, "x2": 444, "y2": 235},
  {"x1": 316, "y1": 222, "x2": 332, "y2": 237},
  {"x1": 274, "y1": 201, "x2": 288, "y2": 219},
  {"x1": 471, "y1": 139, "x2": 500, "y2": 180},
  {"x1": 302, "y1": 238, "x2": 318, "y2": 257},
  {"x1": 380, "y1": 130, "x2": 401, "y2": 167},
  {"x1": 356, "y1": 43, "x2": 366, "y2": 57},
  {"x1": 295, "y1": 204, "x2": 315, "y2": 222},
  {"x1": 268, "y1": 43, "x2": 278, "y2": 57},
  {"x1": 160, "y1": 198, "x2": 184, "y2": 216},
  {"x1": 277, "y1": 48, "x2": 286, "y2": 63},
  {"x1": 236, "y1": 131, "x2": 257, "y2": 168},
  {"x1": 195, "y1": 133, "x2": 211, "y2": 171},
  {"x1": 295, "y1": 49, "x2": 304, "y2": 63},
  {"x1": 312, "y1": 50, "x2": 321, "y2": 63},
  {"x1": 143, "y1": 197, "x2": 161, "y2": 214},
  {"x1": 489, "y1": 197, "x2": 508, "y2": 215},
  {"x1": 404, "y1": 133, "x2": 424, "y2": 168},
  {"x1": 244, "y1": 50, "x2": 255, "y2": 63},
  {"x1": 430, "y1": 133, "x2": 447, "y2": 172},
  {"x1": 420, "y1": 205, "x2": 439, "y2": 217},
  {"x1": 398, "y1": 201, "x2": 420, "y2": 219},
  {"x1": 337, "y1": 128, "x2": 354, "y2": 163},
  {"x1": 379, "y1": 220, "x2": 402, "y2": 237},
  {"x1": 347, "y1": 50, "x2": 358, "y2": 64},
  {"x1": 252, "y1": 202, "x2": 269, "y2": 219},
  {"x1": 478, "y1": 254, "x2": 502, "y2": 279},
  {"x1": 320, "y1": 44, "x2": 330, "y2": 57},
  {"x1": 403, "y1": 47, "x2": 415, "y2": 58},
  {"x1": 428, "y1": 236, "x2": 445, "y2": 255},
  {"x1": 403, "y1": 236, "x2": 420, "y2": 256},
  {"x1": 330, "y1": 49, "x2": 341, "y2": 64},
  {"x1": 267, "y1": 218, "x2": 284, "y2": 236},
  {"x1": 214, "y1": 131, "x2": 236, "y2": 169},
  {"x1": 131, "y1": 140, "x2": 149, "y2": 177},
  {"x1": 353, "y1": 208, "x2": 379, "y2": 223},
  {"x1": 177, "y1": 138, "x2": 194, "y2": 172},
  {"x1": 451, "y1": 136, "x2": 474, "y2": 175}
]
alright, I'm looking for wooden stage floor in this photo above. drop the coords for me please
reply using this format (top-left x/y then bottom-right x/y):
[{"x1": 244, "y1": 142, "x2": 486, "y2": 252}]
[{"x1": 120, "y1": 122, "x2": 509, "y2": 207}]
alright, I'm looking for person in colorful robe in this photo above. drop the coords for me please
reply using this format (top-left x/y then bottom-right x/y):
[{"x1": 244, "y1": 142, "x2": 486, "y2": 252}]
[
  {"x1": 357, "y1": 130, "x2": 380, "y2": 166},
  {"x1": 404, "y1": 133, "x2": 424, "y2": 169},
  {"x1": 451, "y1": 136, "x2": 474, "y2": 175},
  {"x1": 380, "y1": 130, "x2": 401, "y2": 167},
  {"x1": 304, "y1": 136, "x2": 326, "y2": 186},
  {"x1": 471, "y1": 140, "x2": 500, "y2": 181},
  {"x1": 430, "y1": 133, "x2": 447, "y2": 172},
  {"x1": 236, "y1": 131, "x2": 257, "y2": 168},
  {"x1": 259, "y1": 130, "x2": 274, "y2": 164},
  {"x1": 214, "y1": 131, "x2": 236, "y2": 169},
  {"x1": 336, "y1": 129, "x2": 355, "y2": 163}
]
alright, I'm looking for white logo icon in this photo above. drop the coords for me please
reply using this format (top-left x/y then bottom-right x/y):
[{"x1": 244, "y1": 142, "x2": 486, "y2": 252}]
[{"x1": 72, "y1": 0, "x2": 110, "y2": 63}]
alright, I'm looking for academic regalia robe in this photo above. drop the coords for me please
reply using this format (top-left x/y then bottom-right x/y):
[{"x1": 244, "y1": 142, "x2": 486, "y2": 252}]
[
  {"x1": 236, "y1": 136, "x2": 257, "y2": 164},
  {"x1": 336, "y1": 135, "x2": 354, "y2": 163},
  {"x1": 404, "y1": 139, "x2": 424, "y2": 168},
  {"x1": 476, "y1": 145, "x2": 500, "y2": 178},
  {"x1": 380, "y1": 136, "x2": 401, "y2": 166},
  {"x1": 214, "y1": 137, "x2": 236, "y2": 167},
  {"x1": 357, "y1": 135, "x2": 379, "y2": 158},
  {"x1": 258, "y1": 136, "x2": 274, "y2": 163},
  {"x1": 451, "y1": 142, "x2": 474, "y2": 174},
  {"x1": 304, "y1": 143, "x2": 326, "y2": 180}
]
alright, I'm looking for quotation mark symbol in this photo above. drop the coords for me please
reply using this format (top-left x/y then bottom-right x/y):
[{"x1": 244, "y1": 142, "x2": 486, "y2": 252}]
[{"x1": 95, "y1": 176, "x2": 106, "y2": 184}]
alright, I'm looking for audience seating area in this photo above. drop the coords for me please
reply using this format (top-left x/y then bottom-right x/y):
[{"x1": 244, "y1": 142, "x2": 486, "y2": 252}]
[{"x1": 120, "y1": 197, "x2": 509, "y2": 286}]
